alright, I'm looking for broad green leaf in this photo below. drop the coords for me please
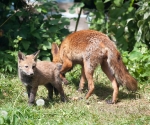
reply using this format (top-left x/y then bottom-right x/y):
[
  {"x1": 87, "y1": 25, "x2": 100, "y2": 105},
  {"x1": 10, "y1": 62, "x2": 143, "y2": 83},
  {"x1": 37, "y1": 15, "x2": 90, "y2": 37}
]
[
  {"x1": 146, "y1": 31, "x2": 150, "y2": 41},
  {"x1": 104, "y1": 0, "x2": 111, "y2": 3},
  {"x1": 41, "y1": 8, "x2": 47, "y2": 13},
  {"x1": 36, "y1": 8, "x2": 42, "y2": 13},
  {"x1": 49, "y1": 19, "x2": 59, "y2": 25},
  {"x1": 109, "y1": 8, "x2": 124, "y2": 19},
  {"x1": 42, "y1": 34, "x2": 49, "y2": 38},
  {"x1": 128, "y1": 6, "x2": 134, "y2": 12},
  {"x1": 129, "y1": 51, "x2": 143, "y2": 61},
  {"x1": 141, "y1": 70, "x2": 150, "y2": 77},
  {"x1": 21, "y1": 41, "x2": 31, "y2": 50},
  {"x1": 136, "y1": 26, "x2": 142, "y2": 42},
  {"x1": 122, "y1": 57, "x2": 128, "y2": 64},
  {"x1": 116, "y1": 27, "x2": 124, "y2": 38},
  {"x1": 42, "y1": 57, "x2": 51, "y2": 61},
  {"x1": 69, "y1": 2, "x2": 84, "y2": 14},
  {"x1": 113, "y1": 0, "x2": 123, "y2": 7},
  {"x1": 126, "y1": 19, "x2": 133, "y2": 25},
  {"x1": 42, "y1": 45, "x2": 47, "y2": 50},
  {"x1": 43, "y1": 41, "x2": 51, "y2": 49},
  {"x1": 49, "y1": 26, "x2": 58, "y2": 33},
  {"x1": 95, "y1": 0, "x2": 104, "y2": 12},
  {"x1": 40, "y1": 23, "x2": 45, "y2": 29},
  {"x1": 30, "y1": 24, "x2": 36, "y2": 32},
  {"x1": 137, "y1": 20, "x2": 144, "y2": 28},
  {"x1": 32, "y1": 32, "x2": 41, "y2": 39},
  {"x1": 144, "y1": 12, "x2": 150, "y2": 20}
]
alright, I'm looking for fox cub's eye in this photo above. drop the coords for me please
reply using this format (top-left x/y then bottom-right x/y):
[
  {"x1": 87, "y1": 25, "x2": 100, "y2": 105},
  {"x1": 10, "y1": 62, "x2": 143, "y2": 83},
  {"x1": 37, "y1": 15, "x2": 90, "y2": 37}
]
[{"x1": 25, "y1": 66, "x2": 28, "y2": 68}]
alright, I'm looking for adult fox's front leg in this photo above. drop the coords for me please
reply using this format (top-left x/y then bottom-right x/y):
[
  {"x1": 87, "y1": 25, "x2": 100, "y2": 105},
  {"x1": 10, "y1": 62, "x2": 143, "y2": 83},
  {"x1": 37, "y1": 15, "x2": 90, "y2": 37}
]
[{"x1": 60, "y1": 56, "x2": 73, "y2": 84}]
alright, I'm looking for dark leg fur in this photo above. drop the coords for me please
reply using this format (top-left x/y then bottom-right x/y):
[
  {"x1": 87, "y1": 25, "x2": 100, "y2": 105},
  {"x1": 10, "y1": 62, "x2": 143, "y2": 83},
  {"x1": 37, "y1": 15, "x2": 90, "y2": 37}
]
[
  {"x1": 45, "y1": 83, "x2": 54, "y2": 100},
  {"x1": 52, "y1": 83, "x2": 66, "y2": 102},
  {"x1": 45, "y1": 83, "x2": 59, "y2": 100},
  {"x1": 26, "y1": 85, "x2": 32, "y2": 98},
  {"x1": 28, "y1": 87, "x2": 38, "y2": 105},
  {"x1": 54, "y1": 87, "x2": 59, "y2": 96}
]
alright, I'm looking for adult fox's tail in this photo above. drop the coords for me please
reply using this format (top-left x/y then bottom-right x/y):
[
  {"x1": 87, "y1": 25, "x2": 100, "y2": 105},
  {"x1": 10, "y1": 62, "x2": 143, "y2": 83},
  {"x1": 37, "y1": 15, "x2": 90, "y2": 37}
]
[{"x1": 107, "y1": 48, "x2": 137, "y2": 91}]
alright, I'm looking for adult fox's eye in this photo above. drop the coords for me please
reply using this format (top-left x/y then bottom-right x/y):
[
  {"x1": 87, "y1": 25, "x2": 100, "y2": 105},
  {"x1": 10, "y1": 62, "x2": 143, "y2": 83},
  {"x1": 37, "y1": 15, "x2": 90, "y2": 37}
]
[{"x1": 32, "y1": 66, "x2": 35, "y2": 69}]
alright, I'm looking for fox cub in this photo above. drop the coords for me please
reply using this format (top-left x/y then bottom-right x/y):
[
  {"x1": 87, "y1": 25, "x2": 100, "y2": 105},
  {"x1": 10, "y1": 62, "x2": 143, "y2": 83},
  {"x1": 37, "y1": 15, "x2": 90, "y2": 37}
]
[
  {"x1": 51, "y1": 29, "x2": 137, "y2": 104},
  {"x1": 18, "y1": 50, "x2": 66, "y2": 105}
]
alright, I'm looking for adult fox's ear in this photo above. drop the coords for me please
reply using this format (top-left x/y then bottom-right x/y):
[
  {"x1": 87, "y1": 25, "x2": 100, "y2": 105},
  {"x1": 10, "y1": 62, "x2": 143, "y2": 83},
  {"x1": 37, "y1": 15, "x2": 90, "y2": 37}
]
[
  {"x1": 33, "y1": 50, "x2": 40, "y2": 60},
  {"x1": 18, "y1": 51, "x2": 26, "y2": 61},
  {"x1": 51, "y1": 43, "x2": 59, "y2": 56}
]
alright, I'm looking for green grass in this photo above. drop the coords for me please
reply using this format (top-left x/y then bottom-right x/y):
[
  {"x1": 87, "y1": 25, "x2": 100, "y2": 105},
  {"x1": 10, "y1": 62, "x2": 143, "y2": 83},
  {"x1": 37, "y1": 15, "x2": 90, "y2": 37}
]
[{"x1": 0, "y1": 67, "x2": 150, "y2": 125}]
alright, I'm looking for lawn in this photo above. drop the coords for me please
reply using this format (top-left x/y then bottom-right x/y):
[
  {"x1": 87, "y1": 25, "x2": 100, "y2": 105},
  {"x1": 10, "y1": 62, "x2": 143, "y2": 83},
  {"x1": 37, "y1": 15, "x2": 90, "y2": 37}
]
[{"x1": 0, "y1": 66, "x2": 150, "y2": 125}]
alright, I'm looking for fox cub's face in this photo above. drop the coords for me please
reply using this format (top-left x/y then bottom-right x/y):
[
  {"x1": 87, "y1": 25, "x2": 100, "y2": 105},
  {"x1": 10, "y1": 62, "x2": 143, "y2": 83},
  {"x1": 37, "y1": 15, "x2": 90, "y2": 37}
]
[{"x1": 18, "y1": 51, "x2": 40, "y2": 76}]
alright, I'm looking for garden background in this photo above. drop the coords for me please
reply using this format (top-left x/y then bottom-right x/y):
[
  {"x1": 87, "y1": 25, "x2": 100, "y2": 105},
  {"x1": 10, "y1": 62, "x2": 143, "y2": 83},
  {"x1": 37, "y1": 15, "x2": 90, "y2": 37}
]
[{"x1": 0, "y1": 0, "x2": 150, "y2": 124}]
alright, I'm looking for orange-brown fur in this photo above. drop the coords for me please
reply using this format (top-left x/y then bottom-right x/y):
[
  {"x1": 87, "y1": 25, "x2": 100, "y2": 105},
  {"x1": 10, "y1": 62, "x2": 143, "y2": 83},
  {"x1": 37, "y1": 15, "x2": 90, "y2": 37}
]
[
  {"x1": 18, "y1": 51, "x2": 65, "y2": 105},
  {"x1": 52, "y1": 30, "x2": 137, "y2": 104}
]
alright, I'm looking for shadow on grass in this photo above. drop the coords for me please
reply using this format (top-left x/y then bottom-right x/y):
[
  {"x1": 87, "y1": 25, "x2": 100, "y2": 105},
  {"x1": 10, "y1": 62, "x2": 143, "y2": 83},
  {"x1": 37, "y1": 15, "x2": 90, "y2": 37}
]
[
  {"x1": 94, "y1": 83, "x2": 137, "y2": 101},
  {"x1": 69, "y1": 77, "x2": 137, "y2": 102}
]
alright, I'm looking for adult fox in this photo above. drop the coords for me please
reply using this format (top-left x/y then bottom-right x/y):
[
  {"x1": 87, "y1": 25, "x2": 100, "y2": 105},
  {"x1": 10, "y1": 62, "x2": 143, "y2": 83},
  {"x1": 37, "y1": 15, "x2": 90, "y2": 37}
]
[
  {"x1": 18, "y1": 50, "x2": 66, "y2": 105},
  {"x1": 51, "y1": 30, "x2": 137, "y2": 104}
]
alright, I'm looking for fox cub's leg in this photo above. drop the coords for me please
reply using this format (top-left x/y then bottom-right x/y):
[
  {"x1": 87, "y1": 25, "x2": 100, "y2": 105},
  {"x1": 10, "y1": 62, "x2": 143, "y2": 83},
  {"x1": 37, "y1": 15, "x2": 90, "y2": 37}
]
[
  {"x1": 45, "y1": 83, "x2": 59, "y2": 100},
  {"x1": 52, "y1": 83, "x2": 66, "y2": 102},
  {"x1": 28, "y1": 87, "x2": 38, "y2": 105},
  {"x1": 45, "y1": 83, "x2": 54, "y2": 100},
  {"x1": 78, "y1": 66, "x2": 86, "y2": 92},
  {"x1": 101, "y1": 60, "x2": 119, "y2": 104},
  {"x1": 26, "y1": 85, "x2": 32, "y2": 98}
]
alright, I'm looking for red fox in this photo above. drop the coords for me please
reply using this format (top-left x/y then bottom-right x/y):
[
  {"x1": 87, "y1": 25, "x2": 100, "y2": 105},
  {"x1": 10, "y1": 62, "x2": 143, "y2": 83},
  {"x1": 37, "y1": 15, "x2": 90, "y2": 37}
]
[
  {"x1": 51, "y1": 30, "x2": 137, "y2": 104},
  {"x1": 18, "y1": 50, "x2": 66, "y2": 105}
]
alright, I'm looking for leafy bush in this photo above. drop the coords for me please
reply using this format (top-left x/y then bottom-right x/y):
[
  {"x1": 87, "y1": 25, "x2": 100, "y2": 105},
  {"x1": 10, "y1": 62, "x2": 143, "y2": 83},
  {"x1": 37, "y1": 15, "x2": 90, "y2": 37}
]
[
  {"x1": 89, "y1": 0, "x2": 150, "y2": 51},
  {"x1": 122, "y1": 42, "x2": 150, "y2": 83},
  {"x1": 0, "y1": 0, "x2": 70, "y2": 73},
  {"x1": 135, "y1": 0, "x2": 150, "y2": 47}
]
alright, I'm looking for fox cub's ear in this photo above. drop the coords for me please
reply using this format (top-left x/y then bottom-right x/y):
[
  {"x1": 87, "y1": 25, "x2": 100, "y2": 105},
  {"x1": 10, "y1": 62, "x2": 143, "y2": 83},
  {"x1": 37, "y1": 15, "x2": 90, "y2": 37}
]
[
  {"x1": 18, "y1": 51, "x2": 26, "y2": 61},
  {"x1": 32, "y1": 50, "x2": 40, "y2": 60},
  {"x1": 51, "y1": 43, "x2": 59, "y2": 56}
]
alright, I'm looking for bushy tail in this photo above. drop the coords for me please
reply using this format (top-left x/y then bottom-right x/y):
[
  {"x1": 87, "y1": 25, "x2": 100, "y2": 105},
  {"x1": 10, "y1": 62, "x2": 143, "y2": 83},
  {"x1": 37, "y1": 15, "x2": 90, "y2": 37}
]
[{"x1": 107, "y1": 48, "x2": 137, "y2": 91}]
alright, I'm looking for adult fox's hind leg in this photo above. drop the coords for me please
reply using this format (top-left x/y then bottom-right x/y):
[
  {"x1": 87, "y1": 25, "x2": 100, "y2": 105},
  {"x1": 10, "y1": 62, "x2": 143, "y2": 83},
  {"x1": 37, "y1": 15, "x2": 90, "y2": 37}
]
[
  {"x1": 101, "y1": 59, "x2": 119, "y2": 104},
  {"x1": 78, "y1": 66, "x2": 87, "y2": 93},
  {"x1": 83, "y1": 62, "x2": 95, "y2": 99}
]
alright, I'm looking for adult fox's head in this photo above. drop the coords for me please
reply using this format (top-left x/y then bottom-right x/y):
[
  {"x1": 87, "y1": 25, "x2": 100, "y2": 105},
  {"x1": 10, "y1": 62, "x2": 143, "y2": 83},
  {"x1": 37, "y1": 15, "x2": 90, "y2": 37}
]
[{"x1": 18, "y1": 51, "x2": 40, "y2": 77}]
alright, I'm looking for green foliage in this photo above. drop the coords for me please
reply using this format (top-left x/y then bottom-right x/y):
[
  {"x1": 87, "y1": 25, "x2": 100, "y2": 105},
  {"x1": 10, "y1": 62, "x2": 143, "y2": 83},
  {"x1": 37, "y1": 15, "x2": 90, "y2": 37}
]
[
  {"x1": 136, "y1": 0, "x2": 150, "y2": 46},
  {"x1": 0, "y1": 0, "x2": 70, "y2": 73},
  {"x1": 89, "y1": 0, "x2": 150, "y2": 51},
  {"x1": 122, "y1": 42, "x2": 150, "y2": 83},
  {"x1": 69, "y1": 2, "x2": 84, "y2": 14}
]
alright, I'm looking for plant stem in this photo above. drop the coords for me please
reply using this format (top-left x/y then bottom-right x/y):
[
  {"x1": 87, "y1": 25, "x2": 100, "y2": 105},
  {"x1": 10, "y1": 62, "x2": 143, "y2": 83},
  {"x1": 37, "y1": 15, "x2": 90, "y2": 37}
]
[{"x1": 74, "y1": 7, "x2": 83, "y2": 32}]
